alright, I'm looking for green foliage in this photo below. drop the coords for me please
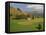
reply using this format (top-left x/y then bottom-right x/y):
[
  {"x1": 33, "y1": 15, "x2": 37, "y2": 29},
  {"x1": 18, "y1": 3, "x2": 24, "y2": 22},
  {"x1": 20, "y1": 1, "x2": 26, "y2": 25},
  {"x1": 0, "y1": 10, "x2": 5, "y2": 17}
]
[
  {"x1": 32, "y1": 16, "x2": 34, "y2": 19},
  {"x1": 10, "y1": 14, "x2": 12, "y2": 16},
  {"x1": 36, "y1": 24, "x2": 42, "y2": 30},
  {"x1": 27, "y1": 14, "x2": 30, "y2": 17},
  {"x1": 15, "y1": 14, "x2": 27, "y2": 19}
]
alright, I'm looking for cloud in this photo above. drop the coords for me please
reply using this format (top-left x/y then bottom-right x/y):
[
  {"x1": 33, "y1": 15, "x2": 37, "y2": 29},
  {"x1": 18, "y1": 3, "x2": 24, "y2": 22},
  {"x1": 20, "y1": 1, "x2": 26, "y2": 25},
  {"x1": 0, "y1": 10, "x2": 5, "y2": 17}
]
[
  {"x1": 26, "y1": 4, "x2": 43, "y2": 13},
  {"x1": 26, "y1": 5, "x2": 32, "y2": 8},
  {"x1": 26, "y1": 4, "x2": 43, "y2": 9}
]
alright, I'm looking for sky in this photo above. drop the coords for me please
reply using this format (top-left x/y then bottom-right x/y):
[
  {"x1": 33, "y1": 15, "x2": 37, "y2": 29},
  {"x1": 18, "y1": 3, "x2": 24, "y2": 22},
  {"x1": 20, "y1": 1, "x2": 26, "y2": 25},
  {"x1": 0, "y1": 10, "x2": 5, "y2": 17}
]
[{"x1": 10, "y1": 3, "x2": 44, "y2": 13}]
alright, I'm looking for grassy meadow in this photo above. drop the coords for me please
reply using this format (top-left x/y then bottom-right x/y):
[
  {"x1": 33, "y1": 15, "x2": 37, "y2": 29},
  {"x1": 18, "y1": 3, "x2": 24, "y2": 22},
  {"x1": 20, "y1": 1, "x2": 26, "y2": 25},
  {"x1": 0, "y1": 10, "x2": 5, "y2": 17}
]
[{"x1": 10, "y1": 17, "x2": 44, "y2": 32}]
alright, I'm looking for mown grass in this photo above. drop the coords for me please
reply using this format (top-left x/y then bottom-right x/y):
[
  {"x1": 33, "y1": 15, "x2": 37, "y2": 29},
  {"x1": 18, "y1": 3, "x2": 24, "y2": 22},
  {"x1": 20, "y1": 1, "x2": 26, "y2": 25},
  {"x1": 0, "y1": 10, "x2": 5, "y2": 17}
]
[{"x1": 10, "y1": 17, "x2": 44, "y2": 32}]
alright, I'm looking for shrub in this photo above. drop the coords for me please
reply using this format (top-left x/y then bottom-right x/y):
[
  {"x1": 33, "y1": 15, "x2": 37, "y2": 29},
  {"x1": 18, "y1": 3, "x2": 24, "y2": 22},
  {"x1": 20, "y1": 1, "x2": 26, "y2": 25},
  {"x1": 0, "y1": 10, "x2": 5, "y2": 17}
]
[
  {"x1": 36, "y1": 24, "x2": 42, "y2": 31},
  {"x1": 32, "y1": 16, "x2": 34, "y2": 19}
]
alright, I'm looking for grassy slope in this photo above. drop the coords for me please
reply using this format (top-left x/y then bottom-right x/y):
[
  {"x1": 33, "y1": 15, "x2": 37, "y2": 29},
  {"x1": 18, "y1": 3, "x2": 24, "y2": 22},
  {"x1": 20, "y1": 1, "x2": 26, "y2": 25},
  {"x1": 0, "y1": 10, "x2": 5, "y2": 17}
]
[{"x1": 10, "y1": 18, "x2": 44, "y2": 32}]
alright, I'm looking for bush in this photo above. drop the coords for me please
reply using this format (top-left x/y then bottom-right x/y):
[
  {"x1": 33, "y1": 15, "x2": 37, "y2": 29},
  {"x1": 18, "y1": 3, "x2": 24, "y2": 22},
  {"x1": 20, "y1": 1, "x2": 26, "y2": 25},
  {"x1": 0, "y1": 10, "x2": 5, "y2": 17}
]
[
  {"x1": 36, "y1": 24, "x2": 42, "y2": 31},
  {"x1": 15, "y1": 15, "x2": 27, "y2": 19},
  {"x1": 32, "y1": 16, "x2": 34, "y2": 19},
  {"x1": 10, "y1": 14, "x2": 12, "y2": 16}
]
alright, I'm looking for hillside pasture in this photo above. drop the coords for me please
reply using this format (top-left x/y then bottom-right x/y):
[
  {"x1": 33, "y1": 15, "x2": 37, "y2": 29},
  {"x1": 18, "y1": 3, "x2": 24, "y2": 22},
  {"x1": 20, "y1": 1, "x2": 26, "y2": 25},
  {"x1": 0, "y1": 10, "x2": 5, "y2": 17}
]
[{"x1": 10, "y1": 17, "x2": 44, "y2": 32}]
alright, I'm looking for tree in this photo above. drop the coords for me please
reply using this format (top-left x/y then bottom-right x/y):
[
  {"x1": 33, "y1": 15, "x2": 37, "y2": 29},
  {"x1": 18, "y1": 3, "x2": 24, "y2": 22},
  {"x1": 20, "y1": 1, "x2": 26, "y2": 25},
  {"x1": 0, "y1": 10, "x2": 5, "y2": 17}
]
[
  {"x1": 10, "y1": 14, "x2": 12, "y2": 16},
  {"x1": 32, "y1": 16, "x2": 34, "y2": 19},
  {"x1": 17, "y1": 8, "x2": 22, "y2": 12}
]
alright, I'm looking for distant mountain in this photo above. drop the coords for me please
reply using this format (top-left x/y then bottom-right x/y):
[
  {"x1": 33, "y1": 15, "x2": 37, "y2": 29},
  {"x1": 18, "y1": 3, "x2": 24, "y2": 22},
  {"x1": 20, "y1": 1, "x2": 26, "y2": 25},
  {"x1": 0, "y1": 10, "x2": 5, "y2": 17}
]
[
  {"x1": 10, "y1": 7, "x2": 17, "y2": 16},
  {"x1": 10, "y1": 7, "x2": 28, "y2": 16}
]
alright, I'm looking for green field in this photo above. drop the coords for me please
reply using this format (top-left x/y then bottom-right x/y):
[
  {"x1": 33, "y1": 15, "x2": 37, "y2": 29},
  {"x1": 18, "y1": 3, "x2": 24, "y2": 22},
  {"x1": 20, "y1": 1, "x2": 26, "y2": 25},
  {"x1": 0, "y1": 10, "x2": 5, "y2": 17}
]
[{"x1": 10, "y1": 17, "x2": 44, "y2": 32}]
